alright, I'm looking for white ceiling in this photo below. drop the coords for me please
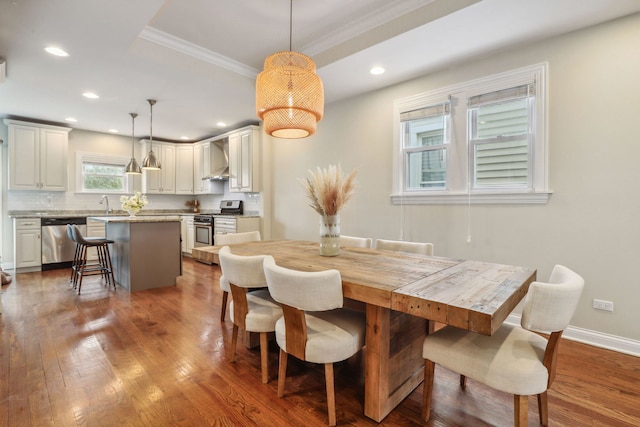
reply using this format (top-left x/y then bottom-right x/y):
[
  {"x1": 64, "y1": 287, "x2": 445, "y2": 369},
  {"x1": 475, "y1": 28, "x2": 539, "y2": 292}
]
[{"x1": 1, "y1": 0, "x2": 639, "y2": 142}]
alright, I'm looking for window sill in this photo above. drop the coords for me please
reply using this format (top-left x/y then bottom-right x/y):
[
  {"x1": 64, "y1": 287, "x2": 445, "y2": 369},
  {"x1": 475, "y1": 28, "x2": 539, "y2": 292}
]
[{"x1": 390, "y1": 191, "x2": 552, "y2": 205}]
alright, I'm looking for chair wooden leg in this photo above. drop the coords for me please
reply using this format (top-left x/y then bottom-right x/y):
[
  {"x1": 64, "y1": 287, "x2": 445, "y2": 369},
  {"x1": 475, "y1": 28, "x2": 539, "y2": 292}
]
[
  {"x1": 220, "y1": 291, "x2": 228, "y2": 321},
  {"x1": 277, "y1": 349, "x2": 287, "y2": 398},
  {"x1": 422, "y1": 359, "x2": 435, "y2": 421},
  {"x1": 514, "y1": 394, "x2": 528, "y2": 427},
  {"x1": 460, "y1": 374, "x2": 466, "y2": 388},
  {"x1": 260, "y1": 332, "x2": 269, "y2": 384},
  {"x1": 230, "y1": 325, "x2": 239, "y2": 363},
  {"x1": 538, "y1": 391, "x2": 549, "y2": 425},
  {"x1": 324, "y1": 363, "x2": 336, "y2": 427}
]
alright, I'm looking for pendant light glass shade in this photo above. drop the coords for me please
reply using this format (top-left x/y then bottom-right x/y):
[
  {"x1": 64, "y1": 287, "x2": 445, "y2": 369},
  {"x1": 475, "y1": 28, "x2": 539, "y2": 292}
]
[
  {"x1": 255, "y1": 0, "x2": 324, "y2": 139},
  {"x1": 125, "y1": 112, "x2": 142, "y2": 175},
  {"x1": 142, "y1": 99, "x2": 161, "y2": 170}
]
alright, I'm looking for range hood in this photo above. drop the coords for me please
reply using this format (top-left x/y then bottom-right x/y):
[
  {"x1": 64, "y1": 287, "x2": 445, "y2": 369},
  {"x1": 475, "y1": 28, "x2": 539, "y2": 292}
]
[{"x1": 203, "y1": 139, "x2": 229, "y2": 181}]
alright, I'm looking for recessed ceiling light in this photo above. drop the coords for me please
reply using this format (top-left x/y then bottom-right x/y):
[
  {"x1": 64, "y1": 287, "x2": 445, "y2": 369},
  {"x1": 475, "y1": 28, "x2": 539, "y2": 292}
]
[
  {"x1": 65, "y1": 117, "x2": 77, "y2": 122},
  {"x1": 216, "y1": 122, "x2": 227, "y2": 127},
  {"x1": 370, "y1": 66, "x2": 385, "y2": 75},
  {"x1": 83, "y1": 92, "x2": 99, "y2": 99},
  {"x1": 44, "y1": 46, "x2": 69, "y2": 57},
  {"x1": 108, "y1": 129, "x2": 119, "y2": 133},
  {"x1": 180, "y1": 136, "x2": 189, "y2": 140}
]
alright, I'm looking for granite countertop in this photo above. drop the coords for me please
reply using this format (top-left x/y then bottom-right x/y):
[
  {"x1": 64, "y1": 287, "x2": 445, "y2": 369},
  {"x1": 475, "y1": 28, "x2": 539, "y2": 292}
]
[
  {"x1": 87, "y1": 216, "x2": 182, "y2": 223},
  {"x1": 9, "y1": 209, "x2": 261, "y2": 219}
]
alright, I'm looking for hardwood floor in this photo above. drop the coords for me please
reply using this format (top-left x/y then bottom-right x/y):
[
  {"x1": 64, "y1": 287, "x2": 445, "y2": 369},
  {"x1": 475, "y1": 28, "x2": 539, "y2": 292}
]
[{"x1": 1, "y1": 258, "x2": 639, "y2": 426}]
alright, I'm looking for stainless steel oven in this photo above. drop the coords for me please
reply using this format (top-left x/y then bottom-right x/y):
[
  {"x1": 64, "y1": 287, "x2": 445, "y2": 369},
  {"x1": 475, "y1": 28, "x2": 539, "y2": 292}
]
[{"x1": 193, "y1": 215, "x2": 213, "y2": 248}]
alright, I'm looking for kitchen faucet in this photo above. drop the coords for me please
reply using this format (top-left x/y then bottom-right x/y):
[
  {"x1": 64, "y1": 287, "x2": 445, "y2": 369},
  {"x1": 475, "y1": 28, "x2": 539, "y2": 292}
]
[{"x1": 99, "y1": 195, "x2": 113, "y2": 214}]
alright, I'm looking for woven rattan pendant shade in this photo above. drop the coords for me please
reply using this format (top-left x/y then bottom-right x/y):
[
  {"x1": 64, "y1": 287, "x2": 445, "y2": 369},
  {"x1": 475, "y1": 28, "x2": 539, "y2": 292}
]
[{"x1": 256, "y1": 51, "x2": 324, "y2": 139}]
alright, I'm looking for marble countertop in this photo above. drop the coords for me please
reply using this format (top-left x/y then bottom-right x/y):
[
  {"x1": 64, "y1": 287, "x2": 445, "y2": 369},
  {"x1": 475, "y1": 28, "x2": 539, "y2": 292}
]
[{"x1": 9, "y1": 209, "x2": 261, "y2": 219}]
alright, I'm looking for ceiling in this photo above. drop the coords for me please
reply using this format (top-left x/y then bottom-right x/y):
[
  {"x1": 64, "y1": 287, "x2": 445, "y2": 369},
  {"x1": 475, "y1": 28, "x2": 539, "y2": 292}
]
[{"x1": 1, "y1": 0, "x2": 639, "y2": 142}]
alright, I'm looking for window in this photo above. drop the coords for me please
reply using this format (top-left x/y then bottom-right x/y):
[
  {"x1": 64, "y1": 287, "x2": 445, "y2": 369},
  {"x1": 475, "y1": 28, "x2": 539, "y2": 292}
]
[
  {"x1": 75, "y1": 152, "x2": 133, "y2": 193},
  {"x1": 392, "y1": 63, "x2": 550, "y2": 204}
]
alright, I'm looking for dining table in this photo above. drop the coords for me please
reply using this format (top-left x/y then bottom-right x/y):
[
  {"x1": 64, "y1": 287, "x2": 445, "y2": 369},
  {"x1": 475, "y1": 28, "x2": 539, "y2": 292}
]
[{"x1": 191, "y1": 240, "x2": 536, "y2": 422}]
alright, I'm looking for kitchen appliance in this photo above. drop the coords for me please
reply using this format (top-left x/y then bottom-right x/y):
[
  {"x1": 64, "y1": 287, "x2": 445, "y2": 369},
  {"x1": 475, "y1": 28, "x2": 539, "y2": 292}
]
[
  {"x1": 202, "y1": 139, "x2": 229, "y2": 181},
  {"x1": 193, "y1": 200, "x2": 243, "y2": 248},
  {"x1": 41, "y1": 217, "x2": 87, "y2": 271}
]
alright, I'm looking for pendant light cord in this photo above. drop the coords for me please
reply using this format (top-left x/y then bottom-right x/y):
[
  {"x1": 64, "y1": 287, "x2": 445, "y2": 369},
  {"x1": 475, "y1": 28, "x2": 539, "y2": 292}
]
[{"x1": 289, "y1": 0, "x2": 293, "y2": 51}]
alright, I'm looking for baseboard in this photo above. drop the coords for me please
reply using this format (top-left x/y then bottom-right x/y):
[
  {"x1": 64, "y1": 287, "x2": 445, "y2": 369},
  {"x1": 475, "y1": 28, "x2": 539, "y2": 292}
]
[{"x1": 507, "y1": 314, "x2": 640, "y2": 358}]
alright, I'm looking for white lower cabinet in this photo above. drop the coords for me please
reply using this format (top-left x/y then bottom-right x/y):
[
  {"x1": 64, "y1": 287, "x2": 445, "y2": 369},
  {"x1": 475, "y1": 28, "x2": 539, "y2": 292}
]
[
  {"x1": 86, "y1": 219, "x2": 106, "y2": 261},
  {"x1": 213, "y1": 216, "x2": 261, "y2": 242},
  {"x1": 14, "y1": 218, "x2": 42, "y2": 270},
  {"x1": 181, "y1": 215, "x2": 195, "y2": 254}
]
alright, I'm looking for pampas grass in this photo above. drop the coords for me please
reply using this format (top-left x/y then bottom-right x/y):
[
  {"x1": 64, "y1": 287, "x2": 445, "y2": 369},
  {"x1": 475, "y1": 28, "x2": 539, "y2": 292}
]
[{"x1": 300, "y1": 165, "x2": 358, "y2": 216}]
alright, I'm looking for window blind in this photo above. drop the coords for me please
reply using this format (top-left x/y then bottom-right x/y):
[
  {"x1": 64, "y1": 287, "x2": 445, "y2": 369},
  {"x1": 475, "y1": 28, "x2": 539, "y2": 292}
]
[
  {"x1": 400, "y1": 99, "x2": 450, "y2": 122},
  {"x1": 468, "y1": 83, "x2": 535, "y2": 108}
]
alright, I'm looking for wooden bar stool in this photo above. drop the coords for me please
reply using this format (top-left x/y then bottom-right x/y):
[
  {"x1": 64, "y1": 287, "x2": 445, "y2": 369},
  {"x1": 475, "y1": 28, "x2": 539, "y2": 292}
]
[{"x1": 70, "y1": 224, "x2": 116, "y2": 294}]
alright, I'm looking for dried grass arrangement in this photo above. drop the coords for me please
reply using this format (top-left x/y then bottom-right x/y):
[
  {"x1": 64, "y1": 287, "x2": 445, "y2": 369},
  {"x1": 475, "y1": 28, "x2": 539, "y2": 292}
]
[{"x1": 300, "y1": 164, "x2": 358, "y2": 216}]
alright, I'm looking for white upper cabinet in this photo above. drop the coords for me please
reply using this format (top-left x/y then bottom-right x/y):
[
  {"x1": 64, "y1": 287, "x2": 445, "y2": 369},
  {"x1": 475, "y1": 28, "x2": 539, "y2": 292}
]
[
  {"x1": 141, "y1": 140, "x2": 176, "y2": 194},
  {"x1": 175, "y1": 144, "x2": 194, "y2": 194},
  {"x1": 5, "y1": 119, "x2": 71, "y2": 191},
  {"x1": 229, "y1": 126, "x2": 261, "y2": 193}
]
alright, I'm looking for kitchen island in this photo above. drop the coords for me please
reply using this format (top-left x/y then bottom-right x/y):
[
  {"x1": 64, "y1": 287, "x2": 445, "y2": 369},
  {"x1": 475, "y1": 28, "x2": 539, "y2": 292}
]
[{"x1": 88, "y1": 216, "x2": 182, "y2": 292}]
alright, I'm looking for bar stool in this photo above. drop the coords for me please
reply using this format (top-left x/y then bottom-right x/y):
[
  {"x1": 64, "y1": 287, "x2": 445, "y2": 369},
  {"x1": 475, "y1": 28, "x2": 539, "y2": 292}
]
[{"x1": 70, "y1": 224, "x2": 116, "y2": 294}]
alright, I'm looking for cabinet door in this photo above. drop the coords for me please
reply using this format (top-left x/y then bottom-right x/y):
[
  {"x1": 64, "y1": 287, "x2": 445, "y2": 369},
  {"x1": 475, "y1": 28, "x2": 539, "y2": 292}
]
[
  {"x1": 15, "y1": 229, "x2": 42, "y2": 268},
  {"x1": 160, "y1": 143, "x2": 176, "y2": 193},
  {"x1": 142, "y1": 141, "x2": 162, "y2": 193},
  {"x1": 186, "y1": 222, "x2": 195, "y2": 253},
  {"x1": 175, "y1": 145, "x2": 194, "y2": 194},
  {"x1": 193, "y1": 143, "x2": 204, "y2": 193},
  {"x1": 229, "y1": 127, "x2": 260, "y2": 193},
  {"x1": 39, "y1": 128, "x2": 69, "y2": 191},
  {"x1": 8, "y1": 124, "x2": 40, "y2": 190}
]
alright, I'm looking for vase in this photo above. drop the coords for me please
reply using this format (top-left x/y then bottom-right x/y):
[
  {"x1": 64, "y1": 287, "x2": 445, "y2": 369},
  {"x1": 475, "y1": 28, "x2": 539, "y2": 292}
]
[
  {"x1": 319, "y1": 214, "x2": 340, "y2": 256},
  {"x1": 126, "y1": 208, "x2": 140, "y2": 217}
]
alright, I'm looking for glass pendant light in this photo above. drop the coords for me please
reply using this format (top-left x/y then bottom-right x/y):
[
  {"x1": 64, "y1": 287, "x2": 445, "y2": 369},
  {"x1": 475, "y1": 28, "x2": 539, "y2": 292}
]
[
  {"x1": 124, "y1": 112, "x2": 142, "y2": 175},
  {"x1": 142, "y1": 99, "x2": 161, "y2": 170}
]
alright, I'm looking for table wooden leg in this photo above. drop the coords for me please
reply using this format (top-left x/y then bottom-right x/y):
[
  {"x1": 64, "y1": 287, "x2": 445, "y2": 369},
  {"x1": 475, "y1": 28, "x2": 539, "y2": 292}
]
[{"x1": 364, "y1": 304, "x2": 427, "y2": 422}]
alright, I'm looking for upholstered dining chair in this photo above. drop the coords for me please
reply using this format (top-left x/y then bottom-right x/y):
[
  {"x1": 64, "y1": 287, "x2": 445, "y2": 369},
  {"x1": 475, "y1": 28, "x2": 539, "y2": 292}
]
[
  {"x1": 218, "y1": 245, "x2": 282, "y2": 383},
  {"x1": 263, "y1": 256, "x2": 366, "y2": 426},
  {"x1": 216, "y1": 231, "x2": 261, "y2": 321},
  {"x1": 340, "y1": 235, "x2": 372, "y2": 248},
  {"x1": 374, "y1": 238, "x2": 434, "y2": 255},
  {"x1": 422, "y1": 264, "x2": 584, "y2": 426}
]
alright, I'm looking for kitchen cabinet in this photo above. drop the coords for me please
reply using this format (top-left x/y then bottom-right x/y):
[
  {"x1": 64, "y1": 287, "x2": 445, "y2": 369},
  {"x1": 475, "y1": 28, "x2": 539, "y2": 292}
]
[
  {"x1": 181, "y1": 215, "x2": 195, "y2": 254},
  {"x1": 141, "y1": 141, "x2": 176, "y2": 194},
  {"x1": 13, "y1": 218, "x2": 42, "y2": 271},
  {"x1": 5, "y1": 119, "x2": 71, "y2": 191},
  {"x1": 229, "y1": 126, "x2": 261, "y2": 193},
  {"x1": 213, "y1": 216, "x2": 261, "y2": 240},
  {"x1": 86, "y1": 219, "x2": 106, "y2": 261},
  {"x1": 175, "y1": 144, "x2": 194, "y2": 194}
]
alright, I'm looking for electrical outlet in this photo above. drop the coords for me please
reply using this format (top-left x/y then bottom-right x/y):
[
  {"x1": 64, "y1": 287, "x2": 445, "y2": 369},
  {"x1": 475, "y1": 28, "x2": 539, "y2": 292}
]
[{"x1": 593, "y1": 299, "x2": 614, "y2": 312}]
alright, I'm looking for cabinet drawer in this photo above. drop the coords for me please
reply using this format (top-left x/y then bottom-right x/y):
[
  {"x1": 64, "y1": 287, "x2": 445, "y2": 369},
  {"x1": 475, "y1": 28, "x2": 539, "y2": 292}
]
[{"x1": 15, "y1": 218, "x2": 41, "y2": 230}]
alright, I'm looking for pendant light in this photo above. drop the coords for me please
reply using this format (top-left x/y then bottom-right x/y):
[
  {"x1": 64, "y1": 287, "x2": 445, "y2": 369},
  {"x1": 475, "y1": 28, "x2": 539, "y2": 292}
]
[
  {"x1": 255, "y1": 0, "x2": 324, "y2": 139},
  {"x1": 124, "y1": 113, "x2": 142, "y2": 175},
  {"x1": 142, "y1": 99, "x2": 161, "y2": 170}
]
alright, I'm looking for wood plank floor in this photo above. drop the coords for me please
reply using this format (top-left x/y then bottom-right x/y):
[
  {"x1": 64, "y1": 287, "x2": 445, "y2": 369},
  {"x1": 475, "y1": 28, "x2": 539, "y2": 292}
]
[{"x1": 1, "y1": 257, "x2": 639, "y2": 426}]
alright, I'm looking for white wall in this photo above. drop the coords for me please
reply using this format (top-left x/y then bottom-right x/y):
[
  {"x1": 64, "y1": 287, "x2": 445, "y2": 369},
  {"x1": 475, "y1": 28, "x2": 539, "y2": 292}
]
[{"x1": 268, "y1": 13, "x2": 640, "y2": 341}]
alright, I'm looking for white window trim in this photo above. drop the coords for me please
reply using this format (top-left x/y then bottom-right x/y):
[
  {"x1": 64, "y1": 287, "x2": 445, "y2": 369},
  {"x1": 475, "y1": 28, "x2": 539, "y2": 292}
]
[
  {"x1": 391, "y1": 63, "x2": 552, "y2": 205},
  {"x1": 75, "y1": 152, "x2": 134, "y2": 194}
]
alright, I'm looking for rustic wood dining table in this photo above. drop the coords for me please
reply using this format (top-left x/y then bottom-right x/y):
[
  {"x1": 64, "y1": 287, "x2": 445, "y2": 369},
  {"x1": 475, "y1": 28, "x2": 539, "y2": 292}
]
[{"x1": 191, "y1": 240, "x2": 537, "y2": 422}]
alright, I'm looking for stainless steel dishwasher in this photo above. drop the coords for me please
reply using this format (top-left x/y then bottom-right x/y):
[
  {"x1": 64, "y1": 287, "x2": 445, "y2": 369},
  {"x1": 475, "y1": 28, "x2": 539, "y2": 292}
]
[{"x1": 41, "y1": 217, "x2": 87, "y2": 271}]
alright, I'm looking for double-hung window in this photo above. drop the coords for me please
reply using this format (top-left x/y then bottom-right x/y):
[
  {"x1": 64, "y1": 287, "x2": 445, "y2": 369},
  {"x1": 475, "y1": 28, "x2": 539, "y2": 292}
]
[{"x1": 392, "y1": 63, "x2": 549, "y2": 204}]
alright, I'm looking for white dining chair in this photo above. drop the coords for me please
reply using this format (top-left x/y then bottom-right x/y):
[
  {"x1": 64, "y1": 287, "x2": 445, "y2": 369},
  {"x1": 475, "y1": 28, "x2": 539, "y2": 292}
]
[
  {"x1": 421, "y1": 264, "x2": 584, "y2": 426},
  {"x1": 374, "y1": 238, "x2": 434, "y2": 255},
  {"x1": 216, "y1": 231, "x2": 261, "y2": 321},
  {"x1": 218, "y1": 246, "x2": 282, "y2": 383},
  {"x1": 340, "y1": 235, "x2": 372, "y2": 248},
  {"x1": 263, "y1": 256, "x2": 366, "y2": 426}
]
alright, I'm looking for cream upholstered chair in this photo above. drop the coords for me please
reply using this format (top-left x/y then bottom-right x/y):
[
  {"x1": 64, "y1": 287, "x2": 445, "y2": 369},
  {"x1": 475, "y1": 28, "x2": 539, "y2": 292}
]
[
  {"x1": 422, "y1": 264, "x2": 584, "y2": 426},
  {"x1": 374, "y1": 238, "x2": 434, "y2": 255},
  {"x1": 218, "y1": 246, "x2": 282, "y2": 383},
  {"x1": 263, "y1": 256, "x2": 366, "y2": 426},
  {"x1": 216, "y1": 231, "x2": 261, "y2": 321},
  {"x1": 340, "y1": 235, "x2": 372, "y2": 248}
]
